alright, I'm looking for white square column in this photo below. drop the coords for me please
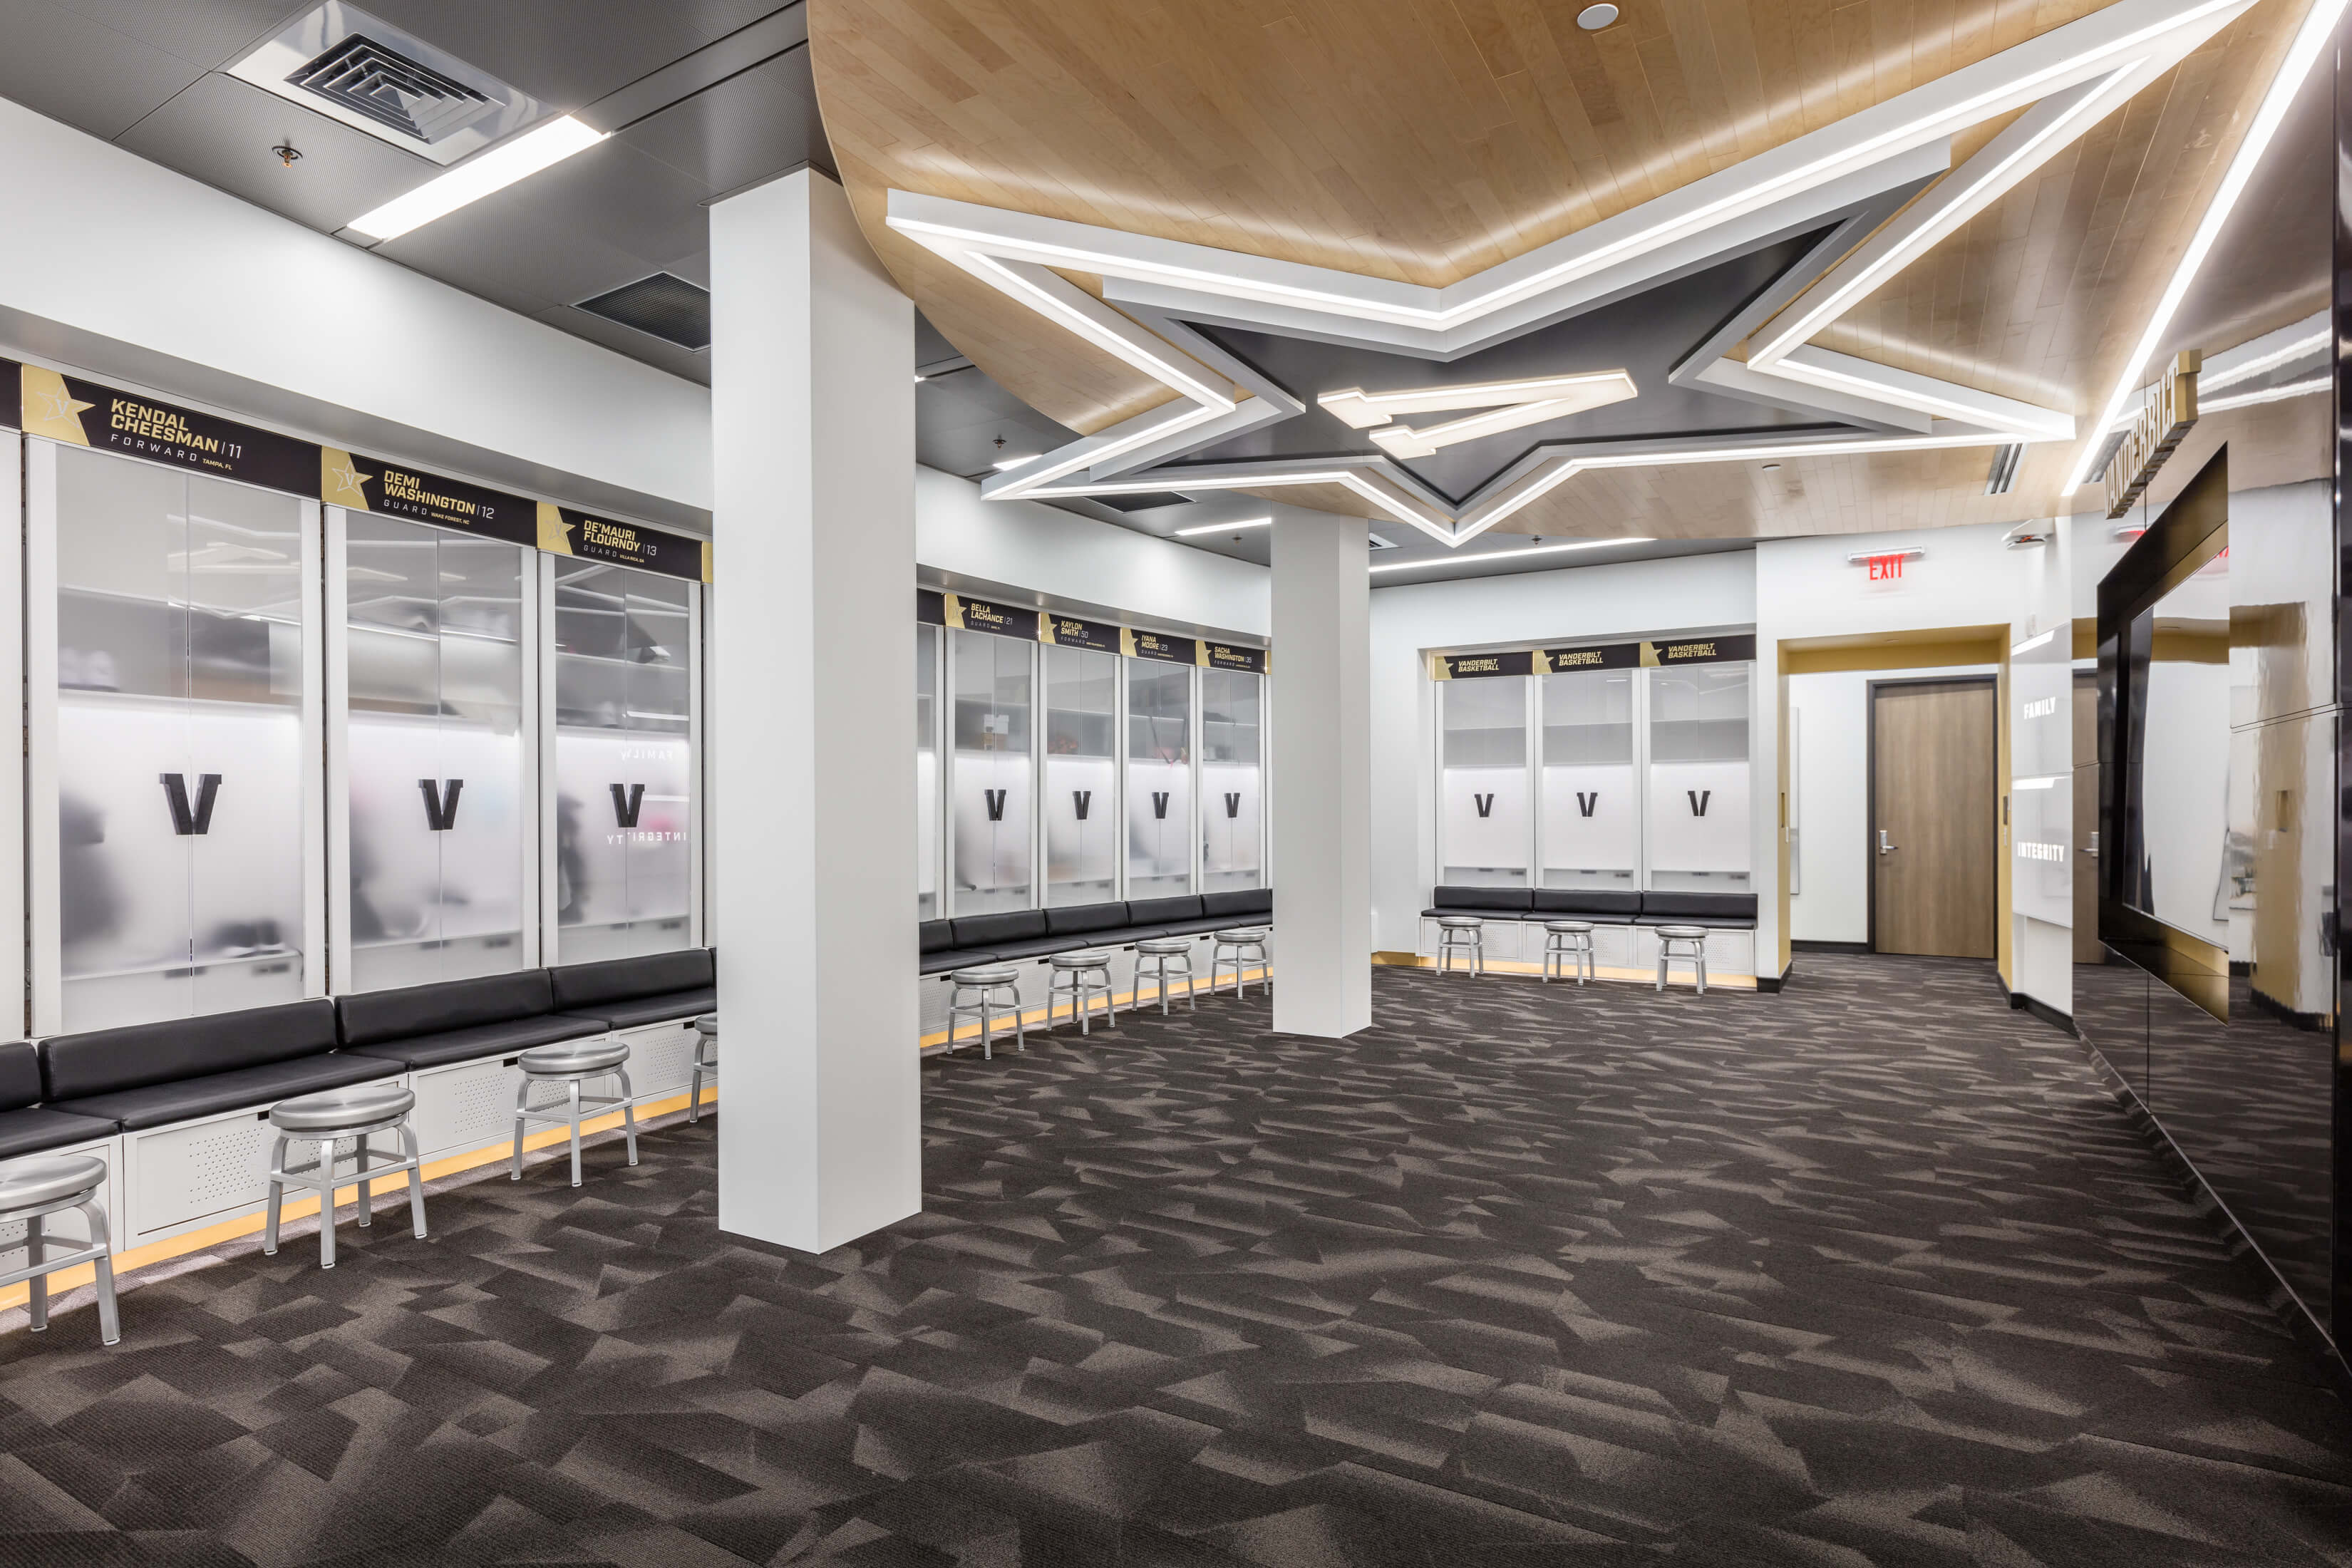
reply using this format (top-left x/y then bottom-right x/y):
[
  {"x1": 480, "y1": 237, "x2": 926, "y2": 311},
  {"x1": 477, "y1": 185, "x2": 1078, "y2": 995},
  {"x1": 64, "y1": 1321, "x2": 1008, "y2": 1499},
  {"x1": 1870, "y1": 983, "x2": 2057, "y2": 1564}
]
[
  {"x1": 709, "y1": 170, "x2": 920, "y2": 1251},
  {"x1": 1270, "y1": 512, "x2": 1373, "y2": 1037}
]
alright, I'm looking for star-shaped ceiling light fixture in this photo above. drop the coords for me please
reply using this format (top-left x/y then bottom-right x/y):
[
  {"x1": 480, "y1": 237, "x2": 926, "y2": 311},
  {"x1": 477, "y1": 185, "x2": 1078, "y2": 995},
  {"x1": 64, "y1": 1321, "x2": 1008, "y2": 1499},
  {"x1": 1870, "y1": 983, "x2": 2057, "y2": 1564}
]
[{"x1": 886, "y1": 0, "x2": 2341, "y2": 548}]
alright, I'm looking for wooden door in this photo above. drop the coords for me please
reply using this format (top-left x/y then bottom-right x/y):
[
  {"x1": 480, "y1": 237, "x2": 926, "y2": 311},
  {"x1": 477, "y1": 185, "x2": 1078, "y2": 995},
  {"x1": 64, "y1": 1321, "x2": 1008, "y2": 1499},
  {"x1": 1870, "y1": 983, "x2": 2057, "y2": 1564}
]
[
  {"x1": 1872, "y1": 680, "x2": 1997, "y2": 958},
  {"x1": 2071, "y1": 672, "x2": 2103, "y2": 962}
]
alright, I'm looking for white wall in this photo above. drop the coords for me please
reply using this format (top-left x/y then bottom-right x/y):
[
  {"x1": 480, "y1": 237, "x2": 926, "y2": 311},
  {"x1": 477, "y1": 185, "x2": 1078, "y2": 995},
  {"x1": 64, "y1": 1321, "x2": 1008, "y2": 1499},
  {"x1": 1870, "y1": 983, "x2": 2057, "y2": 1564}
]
[
  {"x1": 1367, "y1": 550, "x2": 1758, "y2": 954},
  {"x1": 916, "y1": 468, "x2": 1272, "y2": 639},
  {"x1": 0, "y1": 96, "x2": 710, "y2": 527}
]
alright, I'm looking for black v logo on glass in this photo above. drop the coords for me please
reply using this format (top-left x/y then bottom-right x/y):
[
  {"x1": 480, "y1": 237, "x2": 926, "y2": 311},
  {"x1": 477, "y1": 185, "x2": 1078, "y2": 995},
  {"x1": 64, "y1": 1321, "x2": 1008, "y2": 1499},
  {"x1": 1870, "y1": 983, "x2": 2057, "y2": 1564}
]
[
  {"x1": 610, "y1": 783, "x2": 645, "y2": 829},
  {"x1": 418, "y1": 778, "x2": 465, "y2": 831},
  {"x1": 160, "y1": 773, "x2": 221, "y2": 835}
]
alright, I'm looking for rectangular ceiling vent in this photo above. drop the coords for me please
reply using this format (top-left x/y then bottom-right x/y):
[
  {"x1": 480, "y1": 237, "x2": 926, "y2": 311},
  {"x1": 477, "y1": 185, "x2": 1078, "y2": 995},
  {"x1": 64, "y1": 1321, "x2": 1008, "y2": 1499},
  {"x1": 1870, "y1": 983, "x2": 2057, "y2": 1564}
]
[
  {"x1": 231, "y1": 3, "x2": 545, "y2": 165},
  {"x1": 575, "y1": 273, "x2": 713, "y2": 352},
  {"x1": 1090, "y1": 491, "x2": 1196, "y2": 514}
]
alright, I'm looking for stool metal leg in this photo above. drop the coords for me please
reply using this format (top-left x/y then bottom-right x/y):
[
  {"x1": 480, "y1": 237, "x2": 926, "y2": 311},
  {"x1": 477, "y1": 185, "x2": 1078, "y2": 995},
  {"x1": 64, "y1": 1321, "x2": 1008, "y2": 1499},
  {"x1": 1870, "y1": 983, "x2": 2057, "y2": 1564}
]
[
  {"x1": 317, "y1": 1141, "x2": 339, "y2": 1269},
  {"x1": 512, "y1": 1080, "x2": 531, "y2": 1180},
  {"x1": 979, "y1": 989, "x2": 996, "y2": 1059},
  {"x1": 617, "y1": 1068, "x2": 639, "y2": 1165},
  {"x1": 80, "y1": 1200, "x2": 118, "y2": 1346},
  {"x1": 401, "y1": 1123, "x2": 428, "y2": 1239},
  {"x1": 689, "y1": 1058, "x2": 706, "y2": 1120},
  {"x1": 566, "y1": 1079, "x2": 584, "y2": 1187},
  {"x1": 264, "y1": 1133, "x2": 291, "y2": 1253},
  {"x1": 1655, "y1": 944, "x2": 1667, "y2": 991},
  {"x1": 1696, "y1": 951, "x2": 1708, "y2": 996},
  {"x1": 354, "y1": 1136, "x2": 371, "y2": 1228},
  {"x1": 25, "y1": 1216, "x2": 43, "y2": 1333},
  {"x1": 1002, "y1": 984, "x2": 1025, "y2": 1050}
]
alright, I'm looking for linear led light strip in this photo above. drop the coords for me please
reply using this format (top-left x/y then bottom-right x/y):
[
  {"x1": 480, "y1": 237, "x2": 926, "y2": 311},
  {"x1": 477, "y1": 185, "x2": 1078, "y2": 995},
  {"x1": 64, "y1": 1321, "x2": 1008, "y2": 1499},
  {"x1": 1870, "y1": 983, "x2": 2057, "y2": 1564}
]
[
  {"x1": 2099, "y1": 315, "x2": 2328, "y2": 428},
  {"x1": 1368, "y1": 537, "x2": 1653, "y2": 574},
  {"x1": 2070, "y1": 0, "x2": 2351, "y2": 489},
  {"x1": 889, "y1": 0, "x2": 2244, "y2": 540},
  {"x1": 349, "y1": 116, "x2": 607, "y2": 240}
]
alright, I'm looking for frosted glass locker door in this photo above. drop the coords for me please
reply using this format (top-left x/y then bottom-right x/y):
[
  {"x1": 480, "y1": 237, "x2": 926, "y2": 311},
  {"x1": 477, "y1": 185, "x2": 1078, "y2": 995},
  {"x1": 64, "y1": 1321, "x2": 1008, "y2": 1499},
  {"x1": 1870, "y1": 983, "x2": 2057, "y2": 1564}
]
[
  {"x1": 1043, "y1": 644, "x2": 1117, "y2": 906},
  {"x1": 343, "y1": 515, "x2": 527, "y2": 991},
  {"x1": 1440, "y1": 675, "x2": 1529, "y2": 886},
  {"x1": 949, "y1": 629, "x2": 1032, "y2": 914},
  {"x1": 1202, "y1": 669, "x2": 1262, "y2": 890},
  {"x1": 917, "y1": 623, "x2": 939, "y2": 918},
  {"x1": 1646, "y1": 662, "x2": 1752, "y2": 887},
  {"x1": 40, "y1": 443, "x2": 314, "y2": 1033},
  {"x1": 552, "y1": 559, "x2": 697, "y2": 962},
  {"x1": 1126, "y1": 659, "x2": 1192, "y2": 896},
  {"x1": 1540, "y1": 667, "x2": 1636, "y2": 889}
]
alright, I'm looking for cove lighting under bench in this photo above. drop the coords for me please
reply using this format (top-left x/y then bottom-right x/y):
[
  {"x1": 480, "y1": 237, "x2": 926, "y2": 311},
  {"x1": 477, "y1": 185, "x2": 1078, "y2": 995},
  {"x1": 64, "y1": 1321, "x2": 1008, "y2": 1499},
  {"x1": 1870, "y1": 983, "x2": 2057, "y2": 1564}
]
[
  {"x1": 0, "y1": 949, "x2": 716, "y2": 1308},
  {"x1": 1415, "y1": 886, "x2": 1758, "y2": 986}
]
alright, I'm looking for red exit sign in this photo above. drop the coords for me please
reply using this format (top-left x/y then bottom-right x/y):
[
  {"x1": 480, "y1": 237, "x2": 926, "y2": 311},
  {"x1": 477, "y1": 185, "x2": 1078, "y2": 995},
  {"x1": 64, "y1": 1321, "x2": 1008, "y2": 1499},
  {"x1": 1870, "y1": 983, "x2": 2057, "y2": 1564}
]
[{"x1": 1847, "y1": 547, "x2": 1924, "y2": 581}]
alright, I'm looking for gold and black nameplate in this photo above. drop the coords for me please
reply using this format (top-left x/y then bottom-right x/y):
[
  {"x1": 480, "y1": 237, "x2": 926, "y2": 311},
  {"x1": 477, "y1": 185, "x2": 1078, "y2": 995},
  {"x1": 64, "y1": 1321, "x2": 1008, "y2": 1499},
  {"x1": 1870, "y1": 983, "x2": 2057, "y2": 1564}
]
[
  {"x1": 324, "y1": 448, "x2": 538, "y2": 547},
  {"x1": 1200, "y1": 641, "x2": 1268, "y2": 675},
  {"x1": 22, "y1": 364, "x2": 321, "y2": 497},
  {"x1": 1123, "y1": 628, "x2": 1196, "y2": 665},
  {"x1": 1641, "y1": 634, "x2": 1755, "y2": 666},
  {"x1": 1437, "y1": 634, "x2": 1755, "y2": 679},
  {"x1": 537, "y1": 504, "x2": 711, "y2": 583},
  {"x1": 1432, "y1": 650, "x2": 1537, "y2": 680},
  {"x1": 1041, "y1": 612, "x2": 1120, "y2": 654},
  {"x1": 939, "y1": 592, "x2": 1041, "y2": 640}
]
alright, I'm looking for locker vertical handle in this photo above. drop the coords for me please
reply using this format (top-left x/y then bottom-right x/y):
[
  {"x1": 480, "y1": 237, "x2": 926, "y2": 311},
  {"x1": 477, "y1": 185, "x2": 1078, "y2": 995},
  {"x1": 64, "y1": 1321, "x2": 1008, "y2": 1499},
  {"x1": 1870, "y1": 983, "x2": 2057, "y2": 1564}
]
[{"x1": 1877, "y1": 829, "x2": 1895, "y2": 856}]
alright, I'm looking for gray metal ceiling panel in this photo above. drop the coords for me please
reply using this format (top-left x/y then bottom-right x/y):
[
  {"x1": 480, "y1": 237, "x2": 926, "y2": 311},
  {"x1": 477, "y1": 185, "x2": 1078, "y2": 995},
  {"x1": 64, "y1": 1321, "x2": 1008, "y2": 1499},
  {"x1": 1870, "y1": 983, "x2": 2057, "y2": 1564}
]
[
  {"x1": 51, "y1": 0, "x2": 304, "y2": 69},
  {"x1": 534, "y1": 304, "x2": 709, "y2": 384},
  {"x1": 615, "y1": 47, "x2": 828, "y2": 192},
  {"x1": 356, "y1": 0, "x2": 783, "y2": 108},
  {"x1": 0, "y1": 0, "x2": 203, "y2": 138},
  {"x1": 115, "y1": 71, "x2": 429, "y2": 232}
]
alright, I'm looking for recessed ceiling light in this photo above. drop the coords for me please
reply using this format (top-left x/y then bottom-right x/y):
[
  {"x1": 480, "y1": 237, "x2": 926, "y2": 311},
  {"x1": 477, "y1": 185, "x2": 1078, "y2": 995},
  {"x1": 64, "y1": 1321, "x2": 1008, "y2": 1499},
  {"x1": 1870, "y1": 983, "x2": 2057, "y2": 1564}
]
[
  {"x1": 1577, "y1": 4, "x2": 1619, "y2": 29},
  {"x1": 1760, "y1": 462, "x2": 1781, "y2": 470},
  {"x1": 1175, "y1": 516, "x2": 1273, "y2": 537},
  {"x1": 347, "y1": 115, "x2": 606, "y2": 239}
]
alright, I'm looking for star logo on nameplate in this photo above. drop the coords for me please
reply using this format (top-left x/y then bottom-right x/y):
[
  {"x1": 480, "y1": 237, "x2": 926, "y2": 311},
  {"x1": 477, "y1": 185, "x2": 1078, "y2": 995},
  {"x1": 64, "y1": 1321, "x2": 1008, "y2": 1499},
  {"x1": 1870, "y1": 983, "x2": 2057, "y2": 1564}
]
[
  {"x1": 20, "y1": 367, "x2": 96, "y2": 445},
  {"x1": 322, "y1": 449, "x2": 374, "y2": 507}
]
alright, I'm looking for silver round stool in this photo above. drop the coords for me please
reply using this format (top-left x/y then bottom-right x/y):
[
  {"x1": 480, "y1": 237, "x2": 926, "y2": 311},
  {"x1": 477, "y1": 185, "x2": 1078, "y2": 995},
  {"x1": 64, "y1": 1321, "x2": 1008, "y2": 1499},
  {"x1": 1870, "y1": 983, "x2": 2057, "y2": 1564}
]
[
  {"x1": 513, "y1": 1038, "x2": 638, "y2": 1188},
  {"x1": 689, "y1": 1014, "x2": 718, "y2": 1122},
  {"x1": 1209, "y1": 927, "x2": 1271, "y2": 998},
  {"x1": 1541, "y1": 919, "x2": 1596, "y2": 984},
  {"x1": 1135, "y1": 937, "x2": 1197, "y2": 1014},
  {"x1": 1046, "y1": 949, "x2": 1117, "y2": 1034},
  {"x1": 1655, "y1": 925, "x2": 1710, "y2": 994},
  {"x1": 0, "y1": 1154, "x2": 118, "y2": 1344},
  {"x1": 264, "y1": 1082, "x2": 424, "y2": 1270},
  {"x1": 1435, "y1": 915, "x2": 1485, "y2": 976},
  {"x1": 947, "y1": 965, "x2": 1025, "y2": 1057}
]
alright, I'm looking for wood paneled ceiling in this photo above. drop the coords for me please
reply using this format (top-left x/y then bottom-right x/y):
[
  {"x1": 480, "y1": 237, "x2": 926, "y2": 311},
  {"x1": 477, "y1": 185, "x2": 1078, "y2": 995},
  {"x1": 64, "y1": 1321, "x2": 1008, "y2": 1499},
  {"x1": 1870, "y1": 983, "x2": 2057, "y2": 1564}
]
[{"x1": 810, "y1": 0, "x2": 2326, "y2": 537}]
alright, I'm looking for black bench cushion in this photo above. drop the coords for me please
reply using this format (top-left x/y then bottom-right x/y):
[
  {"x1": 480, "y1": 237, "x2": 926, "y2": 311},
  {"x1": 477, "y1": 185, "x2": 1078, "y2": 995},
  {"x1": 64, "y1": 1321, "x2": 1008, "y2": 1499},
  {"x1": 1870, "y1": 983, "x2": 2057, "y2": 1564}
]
[
  {"x1": 49, "y1": 1053, "x2": 398, "y2": 1133},
  {"x1": 1425, "y1": 885, "x2": 1535, "y2": 916},
  {"x1": 0, "y1": 1107, "x2": 118, "y2": 1158},
  {"x1": 1202, "y1": 887, "x2": 1272, "y2": 920},
  {"x1": 922, "y1": 948, "x2": 1000, "y2": 976},
  {"x1": 920, "y1": 920, "x2": 954, "y2": 954},
  {"x1": 342, "y1": 1013, "x2": 609, "y2": 1071},
  {"x1": 951, "y1": 910, "x2": 1047, "y2": 949},
  {"x1": 574, "y1": 989, "x2": 717, "y2": 1031},
  {"x1": 41, "y1": 999, "x2": 340, "y2": 1104},
  {"x1": 1532, "y1": 889, "x2": 1643, "y2": 919},
  {"x1": 548, "y1": 949, "x2": 716, "y2": 1011},
  {"x1": 1126, "y1": 895, "x2": 1203, "y2": 927},
  {"x1": 1636, "y1": 892, "x2": 1758, "y2": 928},
  {"x1": 1046, "y1": 901, "x2": 1129, "y2": 937},
  {"x1": 0, "y1": 1041, "x2": 40, "y2": 1112},
  {"x1": 336, "y1": 970, "x2": 555, "y2": 1048}
]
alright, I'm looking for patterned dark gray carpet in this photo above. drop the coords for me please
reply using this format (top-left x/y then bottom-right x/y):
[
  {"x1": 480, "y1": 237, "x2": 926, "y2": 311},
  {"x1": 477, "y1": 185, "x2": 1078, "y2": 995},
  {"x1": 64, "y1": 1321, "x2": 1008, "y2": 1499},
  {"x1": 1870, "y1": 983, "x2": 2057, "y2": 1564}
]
[{"x1": 0, "y1": 954, "x2": 2347, "y2": 1566}]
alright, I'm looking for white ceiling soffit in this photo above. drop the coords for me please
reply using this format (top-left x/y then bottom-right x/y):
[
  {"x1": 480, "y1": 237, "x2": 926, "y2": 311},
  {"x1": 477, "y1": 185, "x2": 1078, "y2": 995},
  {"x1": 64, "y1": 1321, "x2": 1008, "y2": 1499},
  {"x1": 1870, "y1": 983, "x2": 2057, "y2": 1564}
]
[
  {"x1": 229, "y1": 2, "x2": 549, "y2": 166},
  {"x1": 884, "y1": 0, "x2": 2260, "y2": 548}
]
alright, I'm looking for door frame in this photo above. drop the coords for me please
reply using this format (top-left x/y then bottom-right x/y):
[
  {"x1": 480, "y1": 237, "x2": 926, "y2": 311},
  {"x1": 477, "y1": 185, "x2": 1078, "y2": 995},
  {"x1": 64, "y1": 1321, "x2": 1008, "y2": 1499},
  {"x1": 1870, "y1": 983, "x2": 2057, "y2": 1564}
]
[{"x1": 1864, "y1": 673, "x2": 1997, "y2": 954}]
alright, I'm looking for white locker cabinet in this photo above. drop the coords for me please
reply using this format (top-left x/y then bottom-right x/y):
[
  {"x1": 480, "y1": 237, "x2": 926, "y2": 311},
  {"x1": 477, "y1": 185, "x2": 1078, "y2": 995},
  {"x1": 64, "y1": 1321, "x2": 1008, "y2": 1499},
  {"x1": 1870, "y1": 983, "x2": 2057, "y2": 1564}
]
[
  {"x1": 0, "y1": 1133, "x2": 123, "y2": 1273},
  {"x1": 409, "y1": 1053, "x2": 537, "y2": 1162},
  {"x1": 615, "y1": 1016, "x2": 702, "y2": 1100},
  {"x1": 121, "y1": 1071, "x2": 403, "y2": 1244}
]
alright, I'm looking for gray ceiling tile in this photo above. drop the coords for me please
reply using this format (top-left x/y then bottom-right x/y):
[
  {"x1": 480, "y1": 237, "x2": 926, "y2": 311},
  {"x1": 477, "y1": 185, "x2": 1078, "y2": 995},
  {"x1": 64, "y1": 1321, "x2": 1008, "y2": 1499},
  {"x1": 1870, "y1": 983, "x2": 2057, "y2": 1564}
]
[
  {"x1": 615, "y1": 47, "x2": 827, "y2": 193},
  {"x1": 537, "y1": 305, "x2": 711, "y2": 386},
  {"x1": 371, "y1": 200, "x2": 656, "y2": 318},
  {"x1": 447, "y1": 136, "x2": 716, "y2": 269},
  {"x1": 57, "y1": 0, "x2": 305, "y2": 68},
  {"x1": 356, "y1": 0, "x2": 786, "y2": 109},
  {"x1": 0, "y1": 0, "x2": 202, "y2": 139},
  {"x1": 658, "y1": 250, "x2": 711, "y2": 288},
  {"x1": 114, "y1": 71, "x2": 430, "y2": 232}
]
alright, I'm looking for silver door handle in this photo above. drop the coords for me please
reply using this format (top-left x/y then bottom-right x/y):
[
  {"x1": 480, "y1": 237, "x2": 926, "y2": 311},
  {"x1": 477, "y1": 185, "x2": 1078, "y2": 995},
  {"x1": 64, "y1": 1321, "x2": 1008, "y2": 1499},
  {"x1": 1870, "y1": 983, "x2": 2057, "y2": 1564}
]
[
  {"x1": 2086, "y1": 830, "x2": 2099, "y2": 857},
  {"x1": 1878, "y1": 829, "x2": 1894, "y2": 855}
]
